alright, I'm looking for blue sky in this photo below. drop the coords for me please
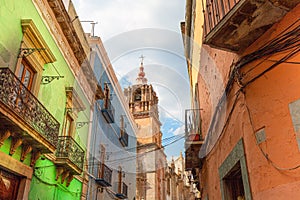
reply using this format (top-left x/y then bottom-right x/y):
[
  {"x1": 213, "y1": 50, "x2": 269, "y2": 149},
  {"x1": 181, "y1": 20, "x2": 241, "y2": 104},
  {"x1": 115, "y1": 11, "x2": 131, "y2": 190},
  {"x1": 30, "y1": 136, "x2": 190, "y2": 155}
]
[{"x1": 73, "y1": 0, "x2": 189, "y2": 159}]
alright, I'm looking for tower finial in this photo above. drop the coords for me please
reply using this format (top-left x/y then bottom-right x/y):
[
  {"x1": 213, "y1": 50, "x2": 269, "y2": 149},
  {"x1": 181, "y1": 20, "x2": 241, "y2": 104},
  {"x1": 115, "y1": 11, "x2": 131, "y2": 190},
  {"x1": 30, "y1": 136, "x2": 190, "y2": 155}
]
[
  {"x1": 136, "y1": 55, "x2": 147, "y2": 84},
  {"x1": 139, "y1": 54, "x2": 145, "y2": 64}
]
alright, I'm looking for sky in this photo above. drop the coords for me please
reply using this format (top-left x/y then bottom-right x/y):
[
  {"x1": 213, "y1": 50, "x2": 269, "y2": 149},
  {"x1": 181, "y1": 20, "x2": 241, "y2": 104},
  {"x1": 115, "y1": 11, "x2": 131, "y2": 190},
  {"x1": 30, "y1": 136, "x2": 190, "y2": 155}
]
[{"x1": 73, "y1": 0, "x2": 189, "y2": 159}]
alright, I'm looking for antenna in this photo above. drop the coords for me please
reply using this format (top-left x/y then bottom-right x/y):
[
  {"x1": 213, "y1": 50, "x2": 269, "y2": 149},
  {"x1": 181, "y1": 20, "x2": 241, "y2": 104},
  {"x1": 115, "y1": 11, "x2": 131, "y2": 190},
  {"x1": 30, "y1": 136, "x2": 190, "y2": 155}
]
[{"x1": 80, "y1": 20, "x2": 98, "y2": 36}]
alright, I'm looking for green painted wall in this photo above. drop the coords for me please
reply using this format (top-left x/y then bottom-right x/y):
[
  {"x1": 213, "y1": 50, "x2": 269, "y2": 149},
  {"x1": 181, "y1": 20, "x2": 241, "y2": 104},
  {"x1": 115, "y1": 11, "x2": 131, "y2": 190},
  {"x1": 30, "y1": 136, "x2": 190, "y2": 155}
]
[
  {"x1": 0, "y1": 138, "x2": 32, "y2": 166},
  {"x1": 0, "y1": 0, "x2": 91, "y2": 199},
  {"x1": 29, "y1": 158, "x2": 82, "y2": 200}
]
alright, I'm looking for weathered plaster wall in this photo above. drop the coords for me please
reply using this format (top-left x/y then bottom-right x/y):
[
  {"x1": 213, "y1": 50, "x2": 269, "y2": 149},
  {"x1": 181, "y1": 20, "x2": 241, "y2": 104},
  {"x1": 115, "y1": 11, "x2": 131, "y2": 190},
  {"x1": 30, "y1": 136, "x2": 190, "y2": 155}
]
[
  {"x1": 198, "y1": 3, "x2": 300, "y2": 200},
  {"x1": 241, "y1": 6, "x2": 300, "y2": 198},
  {"x1": 197, "y1": 46, "x2": 237, "y2": 137}
]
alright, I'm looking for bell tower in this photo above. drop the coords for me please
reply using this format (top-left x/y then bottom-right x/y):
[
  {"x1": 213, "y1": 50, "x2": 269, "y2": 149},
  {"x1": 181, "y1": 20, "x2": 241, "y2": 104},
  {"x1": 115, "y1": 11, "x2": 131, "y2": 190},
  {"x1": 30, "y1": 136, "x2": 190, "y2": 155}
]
[
  {"x1": 124, "y1": 56, "x2": 162, "y2": 147},
  {"x1": 124, "y1": 57, "x2": 166, "y2": 200}
]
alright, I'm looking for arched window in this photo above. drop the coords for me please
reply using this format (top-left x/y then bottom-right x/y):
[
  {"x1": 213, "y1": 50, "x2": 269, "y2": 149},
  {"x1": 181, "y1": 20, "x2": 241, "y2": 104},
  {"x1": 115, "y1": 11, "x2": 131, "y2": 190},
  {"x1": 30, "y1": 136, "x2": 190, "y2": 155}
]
[{"x1": 134, "y1": 88, "x2": 141, "y2": 101}]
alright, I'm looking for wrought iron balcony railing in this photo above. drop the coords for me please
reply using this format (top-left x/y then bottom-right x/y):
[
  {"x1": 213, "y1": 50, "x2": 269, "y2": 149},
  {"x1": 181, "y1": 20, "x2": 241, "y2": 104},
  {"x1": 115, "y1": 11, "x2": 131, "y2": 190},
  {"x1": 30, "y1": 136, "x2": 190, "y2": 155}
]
[
  {"x1": 95, "y1": 162, "x2": 113, "y2": 187},
  {"x1": 116, "y1": 182, "x2": 128, "y2": 199},
  {"x1": 0, "y1": 67, "x2": 59, "y2": 149},
  {"x1": 185, "y1": 109, "x2": 203, "y2": 143},
  {"x1": 119, "y1": 129, "x2": 129, "y2": 147},
  {"x1": 100, "y1": 98, "x2": 115, "y2": 123},
  {"x1": 185, "y1": 109, "x2": 203, "y2": 170},
  {"x1": 55, "y1": 136, "x2": 85, "y2": 174}
]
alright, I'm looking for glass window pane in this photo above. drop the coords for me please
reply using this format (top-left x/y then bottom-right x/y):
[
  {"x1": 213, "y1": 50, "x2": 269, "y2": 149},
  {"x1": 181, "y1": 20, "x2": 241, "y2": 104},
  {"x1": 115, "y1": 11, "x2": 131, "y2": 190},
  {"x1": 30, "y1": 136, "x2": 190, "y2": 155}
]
[
  {"x1": 65, "y1": 114, "x2": 73, "y2": 136},
  {"x1": 23, "y1": 69, "x2": 32, "y2": 88},
  {"x1": 18, "y1": 63, "x2": 24, "y2": 80}
]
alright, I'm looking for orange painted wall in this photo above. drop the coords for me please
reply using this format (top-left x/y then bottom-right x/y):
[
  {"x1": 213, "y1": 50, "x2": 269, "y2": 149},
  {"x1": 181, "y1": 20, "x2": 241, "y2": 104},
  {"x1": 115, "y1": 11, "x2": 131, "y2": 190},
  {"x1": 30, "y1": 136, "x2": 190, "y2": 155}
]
[
  {"x1": 198, "y1": 3, "x2": 300, "y2": 199},
  {"x1": 197, "y1": 45, "x2": 237, "y2": 138}
]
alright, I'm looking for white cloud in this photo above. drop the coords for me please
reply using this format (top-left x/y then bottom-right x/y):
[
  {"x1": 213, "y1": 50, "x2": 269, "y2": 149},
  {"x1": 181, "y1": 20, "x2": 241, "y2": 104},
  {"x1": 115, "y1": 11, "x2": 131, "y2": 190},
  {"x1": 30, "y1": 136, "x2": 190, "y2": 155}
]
[
  {"x1": 73, "y1": 0, "x2": 188, "y2": 159},
  {"x1": 73, "y1": 0, "x2": 185, "y2": 41},
  {"x1": 173, "y1": 125, "x2": 185, "y2": 135}
]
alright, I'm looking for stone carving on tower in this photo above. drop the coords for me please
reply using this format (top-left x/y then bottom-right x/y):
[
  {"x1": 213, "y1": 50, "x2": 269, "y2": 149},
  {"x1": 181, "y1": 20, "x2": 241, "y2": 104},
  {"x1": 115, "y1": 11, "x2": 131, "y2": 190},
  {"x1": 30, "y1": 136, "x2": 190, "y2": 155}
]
[{"x1": 124, "y1": 56, "x2": 167, "y2": 200}]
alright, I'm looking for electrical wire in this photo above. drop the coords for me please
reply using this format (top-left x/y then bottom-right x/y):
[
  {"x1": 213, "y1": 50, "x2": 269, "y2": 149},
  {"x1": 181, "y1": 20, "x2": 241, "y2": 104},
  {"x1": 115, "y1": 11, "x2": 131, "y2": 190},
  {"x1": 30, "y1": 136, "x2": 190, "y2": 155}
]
[
  {"x1": 242, "y1": 92, "x2": 300, "y2": 171},
  {"x1": 96, "y1": 134, "x2": 185, "y2": 165},
  {"x1": 82, "y1": 132, "x2": 185, "y2": 168},
  {"x1": 86, "y1": 130, "x2": 185, "y2": 157},
  {"x1": 158, "y1": 105, "x2": 185, "y2": 125},
  {"x1": 242, "y1": 47, "x2": 300, "y2": 88},
  {"x1": 266, "y1": 59, "x2": 300, "y2": 64},
  {"x1": 235, "y1": 19, "x2": 300, "y2": 73},
  {"x1": 92, "y1": 134, "x2": 184, "y2": 165},
  {"x1": 202, "y1": 18, "x2": 300, "y2": 158}
]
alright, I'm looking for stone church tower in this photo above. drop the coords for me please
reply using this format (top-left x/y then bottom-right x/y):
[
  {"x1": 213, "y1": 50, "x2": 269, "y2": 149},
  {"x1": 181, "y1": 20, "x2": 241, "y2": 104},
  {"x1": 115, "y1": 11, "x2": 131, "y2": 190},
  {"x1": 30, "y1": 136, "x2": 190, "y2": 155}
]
[{"x1": 124, "y1": 58, "x2": 167, "y2": 200}]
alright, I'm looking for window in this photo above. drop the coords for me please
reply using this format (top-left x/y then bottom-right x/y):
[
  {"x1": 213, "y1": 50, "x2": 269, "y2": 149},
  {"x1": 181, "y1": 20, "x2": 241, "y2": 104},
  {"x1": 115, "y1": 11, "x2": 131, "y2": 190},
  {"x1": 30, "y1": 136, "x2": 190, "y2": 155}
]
[
  {"x1": 120, "y1": 115, "x2": 124, "y2": 132},
  {"x1": 223, "y1": 162, "x2": 244, "y2": 200},
  {"x1": 156, "y1": 161, "x2": 165, "y2": 200},
  {"x1": 64, "y1": 114, "x2": 74, "y2": 136},
  {"x1": 194, "y1": 83, "x2": 199, "y2": 108},
  {"x1": 100, "y1": 144, "x2": 106, "y2": 163},
  {"x1": 118, "y1": 166, "x2": 123, "y2": 191},
  {"x1": 64, "y1": 87, "x2": 86, "y2": 137},
  {"x1": 119, "y1": 115, "x2": 129, "y2": 147},
  {"x1": 17, "y1": 19, "x2": 56, "y2": 95},
  {"x1": 219, "y1": 139, "x2": 251, "y2": 200},
  {"x1": 104, "y1": 83, "x2": 110, "y2": 109},
  {"x1": 101, "y1": 83, "x2": 115, "y2": 123},
  {"x1": 166, "y1": 176, "x2": 170, "y2": 195},
  {"x1": 17, "y1": 60, "x2": 35, "y2": 90},
  {"x1": 134, "y1": 88, "x2": 141, "y2": 101},
  {"x1": 98, "y1": 144, "x2": 106, "y2": 178},
  {"x1": 97, "y1": 144, "x2": 106, "y2": 178},
  {"x1": 14, "y1": 60, "x2": 36, "y2": 107}
]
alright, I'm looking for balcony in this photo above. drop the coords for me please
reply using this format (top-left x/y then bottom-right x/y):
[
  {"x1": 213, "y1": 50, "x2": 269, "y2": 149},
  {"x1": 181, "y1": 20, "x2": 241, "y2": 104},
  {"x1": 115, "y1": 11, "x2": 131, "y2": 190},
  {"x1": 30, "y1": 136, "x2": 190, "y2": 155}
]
[
  {"x1": 185, "y1": 109, "x2": 203, "y2": 170},
  {"x1": 100, "y1": 98, "x2": 115, "y2": 123},
  {"x1": 185, "y1": 109, "x2": 203, "y2": 144},
  {"x1": 115, "y1": 182, "x2": 128, "y2": 199},
  {"x1": 95, "y1": 162, "x2": 113, "y2": 187},
  {"x1": 119, "y1": 129, "x2": 129, "y2": 147},
  {"x1": 0, "y1": 67, "x2": 59, "y2": 153},
  {"x1": 203, "y1": 0, "x2": 300, "y2": 52},
  {"x1": 55, "y1": 136, "x2": 85, "y2": 175}
]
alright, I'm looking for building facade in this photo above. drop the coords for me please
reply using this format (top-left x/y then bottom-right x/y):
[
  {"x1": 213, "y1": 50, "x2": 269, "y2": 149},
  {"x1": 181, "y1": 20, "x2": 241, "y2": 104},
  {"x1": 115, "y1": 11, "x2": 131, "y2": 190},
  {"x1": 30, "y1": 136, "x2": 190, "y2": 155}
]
[
  {"x1": 124, "y1": 60, "x2": 167, "y2": 200},
  {"x1": 166, "y1": 153, "x2": 197, "y2": 200},
  {"x1": 183, "y1": 0, "x2": 300, "y2": 199},
  {"x1": 86, "y1": 35, "x2": 138, "y2": 200},
  {"x1": 0, "y1": 0, "x2": 96, "y2": 199}
]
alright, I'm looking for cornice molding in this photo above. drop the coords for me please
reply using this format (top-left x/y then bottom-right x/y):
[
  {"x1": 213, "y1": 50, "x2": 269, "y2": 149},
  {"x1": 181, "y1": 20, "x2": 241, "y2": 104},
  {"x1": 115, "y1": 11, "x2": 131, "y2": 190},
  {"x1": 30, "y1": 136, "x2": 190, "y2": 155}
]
[
  {"x1": 32, "y1": 0, "x2": 95, "y2": 104},
  {"x1": 32, "y1": 0, "x2": 79, "y2": 71},
  {"x1": 21, "y1": 19, "x2": 56, "y2": 63},
  {"x1": 48, "y1": 0, "x2": 87, "y2": 65}
]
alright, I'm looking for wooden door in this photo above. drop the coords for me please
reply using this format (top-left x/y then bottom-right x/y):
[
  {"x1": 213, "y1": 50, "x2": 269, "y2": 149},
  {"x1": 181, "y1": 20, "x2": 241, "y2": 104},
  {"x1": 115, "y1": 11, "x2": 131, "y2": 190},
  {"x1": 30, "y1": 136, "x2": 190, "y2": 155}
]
[{"x1": 0, "y1": 168, "x2": 20, "y2": 200}]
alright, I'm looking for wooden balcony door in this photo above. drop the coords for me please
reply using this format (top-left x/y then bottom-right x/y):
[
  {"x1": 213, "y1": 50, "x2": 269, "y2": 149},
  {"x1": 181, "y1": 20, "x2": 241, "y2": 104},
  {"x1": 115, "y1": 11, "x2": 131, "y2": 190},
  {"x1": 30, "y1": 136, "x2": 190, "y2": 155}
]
[
  {"x1": 18, "y1": 60, "x2": 35, "y2": 90},
  {"x1": 98, "y1": 145, "x2": 106, "y2": 178},
  {"x1": 0, "y1": 168, "x2": 20, "y2": 200}
]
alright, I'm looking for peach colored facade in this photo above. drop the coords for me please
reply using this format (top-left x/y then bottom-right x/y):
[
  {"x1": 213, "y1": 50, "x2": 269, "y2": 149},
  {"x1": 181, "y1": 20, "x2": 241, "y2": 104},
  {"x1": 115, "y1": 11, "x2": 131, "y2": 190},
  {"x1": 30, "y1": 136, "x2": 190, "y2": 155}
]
[
  {"x1": 124, "y1": 61, "x2": 167, "y2": 200},
  {"x1": 183, "y1": 0, "x2": 300, "y2": 199}
]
